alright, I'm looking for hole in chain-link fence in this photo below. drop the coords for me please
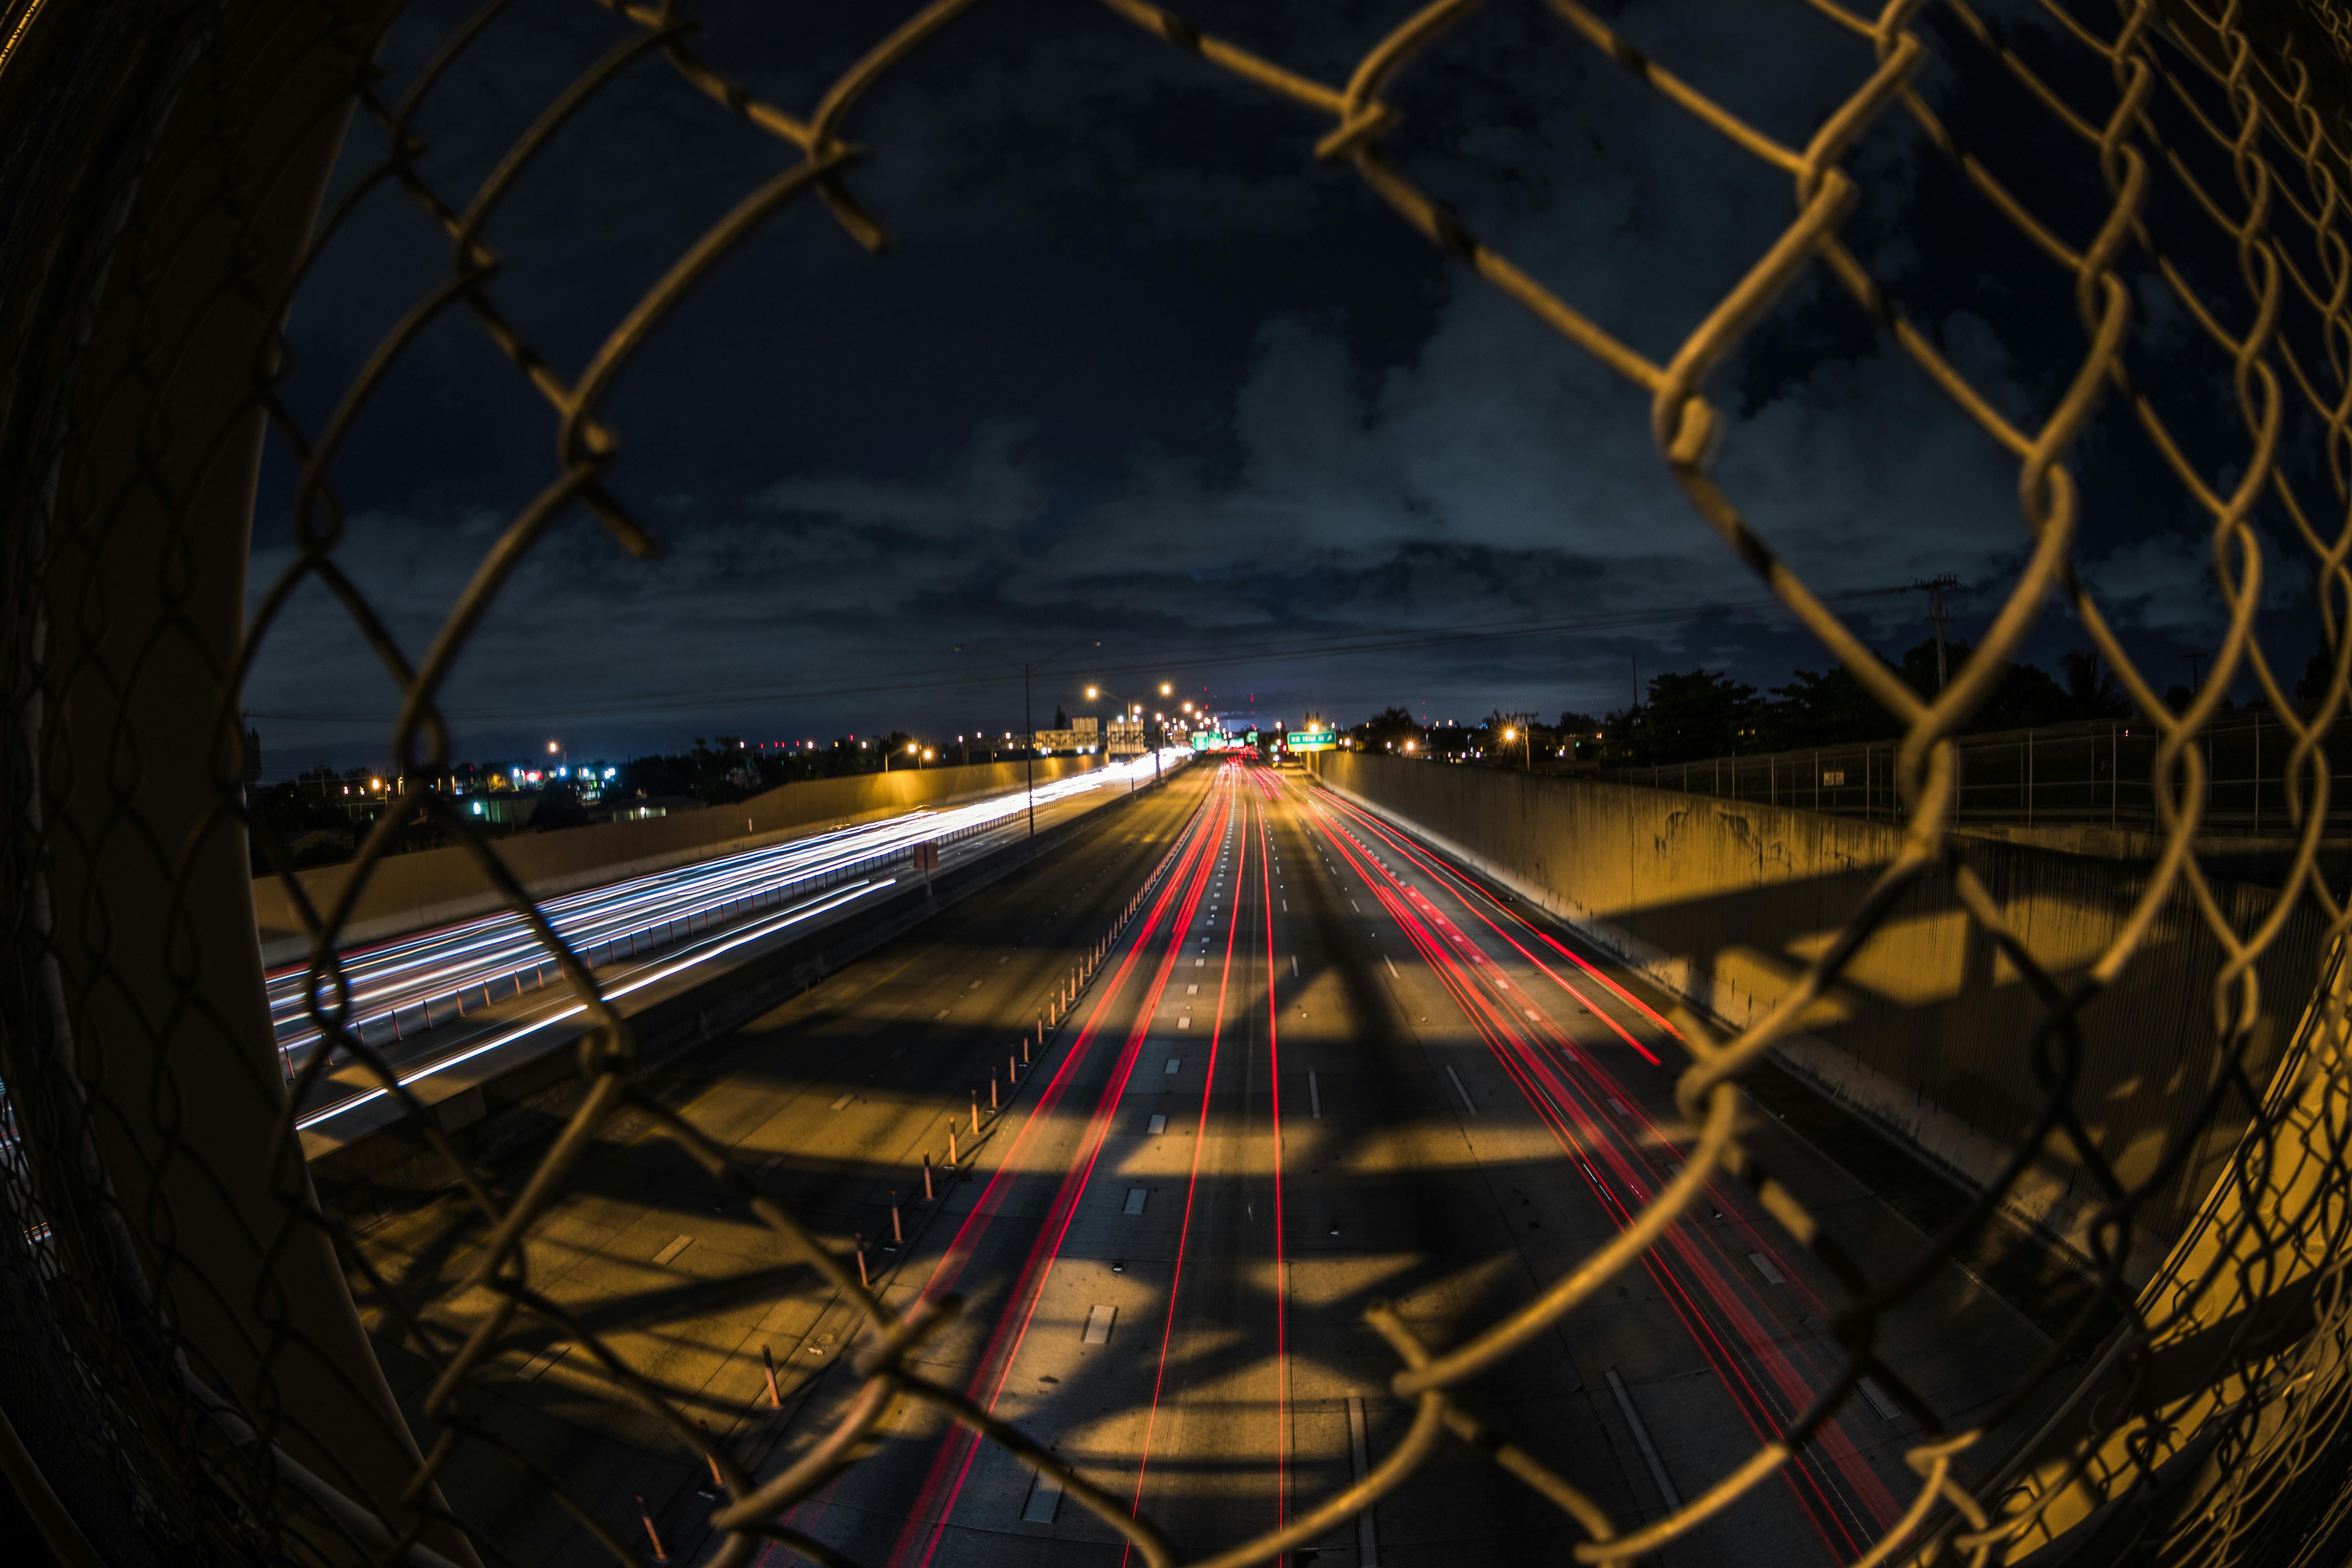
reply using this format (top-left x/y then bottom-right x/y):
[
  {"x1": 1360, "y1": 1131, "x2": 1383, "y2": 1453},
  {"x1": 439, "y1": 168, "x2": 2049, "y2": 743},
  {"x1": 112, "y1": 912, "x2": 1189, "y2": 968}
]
[{"x1": 9, "y1": 1, "x2": 2352, "y2": 1565}]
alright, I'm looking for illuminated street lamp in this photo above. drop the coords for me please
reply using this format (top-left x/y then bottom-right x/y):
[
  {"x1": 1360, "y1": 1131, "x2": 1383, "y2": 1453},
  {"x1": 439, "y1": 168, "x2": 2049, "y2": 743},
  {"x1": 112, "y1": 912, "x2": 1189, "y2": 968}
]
[
  {"x1": 955, "y1": 637, "x2": 1098, "y2": 852},
  {"x1": 1085, "y1": 681, "x2": 1166, "y2": 783}
]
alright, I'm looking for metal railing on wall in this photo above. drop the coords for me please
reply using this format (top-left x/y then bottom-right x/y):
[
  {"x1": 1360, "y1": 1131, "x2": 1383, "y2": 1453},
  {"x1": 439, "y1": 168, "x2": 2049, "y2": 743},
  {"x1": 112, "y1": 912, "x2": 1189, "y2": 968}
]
[{"x1": 1613, "y1": 707, "x2": 2350, "y2": 838}]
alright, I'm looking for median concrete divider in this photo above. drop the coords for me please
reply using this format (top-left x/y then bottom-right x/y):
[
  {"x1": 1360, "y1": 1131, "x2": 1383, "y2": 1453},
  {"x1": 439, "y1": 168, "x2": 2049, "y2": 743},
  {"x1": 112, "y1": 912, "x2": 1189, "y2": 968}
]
[
  {"x1": 1310, "y1": 752, "x2": 2325, "y2": 1282},
  {"x1": 256, "y1": 756, "x2": 1107, "y2": 965}
]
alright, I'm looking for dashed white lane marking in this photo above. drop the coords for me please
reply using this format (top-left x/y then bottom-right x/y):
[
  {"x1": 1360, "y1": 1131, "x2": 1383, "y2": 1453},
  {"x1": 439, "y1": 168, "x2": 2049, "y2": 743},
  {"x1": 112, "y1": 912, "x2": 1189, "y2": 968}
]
[
  {"x1": 1445, "y1": 1063, "x2": 1478, "y2": 1116},
  {"x1": 1347, "y1": 1396, "x2": 1380, "y2": 1566},
  {"x1": 652, "y1": 1235, "x2": 693, "y2": 1268},
  {"x1": 516, "y1": 1343, "x2": 569, "y2": 1382}
]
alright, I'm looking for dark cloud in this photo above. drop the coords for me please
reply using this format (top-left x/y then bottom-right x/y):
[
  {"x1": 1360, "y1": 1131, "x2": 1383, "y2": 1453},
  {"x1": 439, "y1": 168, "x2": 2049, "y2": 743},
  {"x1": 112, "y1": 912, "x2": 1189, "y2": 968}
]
[{"x1": 245, "y1": 0, "x2": 2323, "y2": 773}]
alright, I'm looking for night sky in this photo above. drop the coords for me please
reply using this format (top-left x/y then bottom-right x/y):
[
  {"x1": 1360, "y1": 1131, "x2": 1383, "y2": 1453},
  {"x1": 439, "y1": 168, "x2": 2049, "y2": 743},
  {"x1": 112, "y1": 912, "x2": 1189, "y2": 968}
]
[{"x1": 242, "y1": 0, "x2": 2318, "y2": 776}]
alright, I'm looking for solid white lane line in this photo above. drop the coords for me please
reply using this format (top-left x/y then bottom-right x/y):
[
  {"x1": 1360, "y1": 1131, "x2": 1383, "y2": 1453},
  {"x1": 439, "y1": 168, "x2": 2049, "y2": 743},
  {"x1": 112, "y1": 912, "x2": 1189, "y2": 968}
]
[{"x1": 1605, "y1": 1368, "x2": 1682, "y2": 1510}]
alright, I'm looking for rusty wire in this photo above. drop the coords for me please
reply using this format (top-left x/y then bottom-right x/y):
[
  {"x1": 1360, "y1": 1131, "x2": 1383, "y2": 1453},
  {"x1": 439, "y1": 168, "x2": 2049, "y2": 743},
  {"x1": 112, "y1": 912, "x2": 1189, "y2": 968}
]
[{"x1": 11, "y1": 0, "x2": 2352, "y2": 1564}]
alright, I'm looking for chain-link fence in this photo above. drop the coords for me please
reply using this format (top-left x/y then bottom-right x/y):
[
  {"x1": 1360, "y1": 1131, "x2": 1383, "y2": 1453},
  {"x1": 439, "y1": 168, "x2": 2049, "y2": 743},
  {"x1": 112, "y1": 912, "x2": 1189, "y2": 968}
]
[{"x1": 9, "y1": 0, "x2": 2352, "y2": 1564}]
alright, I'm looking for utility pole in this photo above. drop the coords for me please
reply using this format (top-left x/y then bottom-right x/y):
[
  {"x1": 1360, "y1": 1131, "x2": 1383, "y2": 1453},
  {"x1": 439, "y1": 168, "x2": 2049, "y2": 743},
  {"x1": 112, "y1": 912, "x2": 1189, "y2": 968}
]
[
  {"x1": 1911, "y1": 573, "x2": 1960, "y2": 692},
  {"x1": 958, "y1": 639, "x2": 1098, "y2": 853},
  {"x1": 2182, "y1": 652, "x2": 2205, "y2": 691}
]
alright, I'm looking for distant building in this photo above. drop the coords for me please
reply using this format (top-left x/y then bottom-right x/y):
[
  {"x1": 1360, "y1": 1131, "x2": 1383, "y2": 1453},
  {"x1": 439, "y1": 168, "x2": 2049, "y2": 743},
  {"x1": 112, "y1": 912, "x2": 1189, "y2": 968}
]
[
  {"x1": 1032, "y1": 715, "x2": 1103, "y2": 754},
  {"x1": 613, "y1": 795, "x2": 701, "y2": 822},
  {"x1": 467, "y1": 793, "x2": 541, "y2": 827}
]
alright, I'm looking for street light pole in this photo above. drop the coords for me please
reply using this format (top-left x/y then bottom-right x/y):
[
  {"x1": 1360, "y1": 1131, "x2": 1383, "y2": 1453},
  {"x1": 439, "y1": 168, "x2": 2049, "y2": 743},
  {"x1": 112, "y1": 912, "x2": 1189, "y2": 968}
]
[{"x1": 957, "y1": 637, "x2": 1098, "y2": 855}]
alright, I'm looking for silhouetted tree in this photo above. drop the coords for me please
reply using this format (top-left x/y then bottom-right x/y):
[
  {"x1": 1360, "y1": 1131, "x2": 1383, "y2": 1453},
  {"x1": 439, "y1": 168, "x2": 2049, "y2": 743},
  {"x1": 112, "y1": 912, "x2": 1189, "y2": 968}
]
[
  {"x1": 1354, "y1": 705, "x2": 1421, "y2": 752},
  {"x1": 2059, "y1": 650, "x2": 2129, "y2": 719},
  {"x1": 1757, "y1": 664, "x2": 1901, "y2": 750},
  {"x1": 2298, "y1": 646, "x2": 2339, "y2": 705},
  {"x1": 1608, "y1": 670, "x2": 1760, "y2": 764}
]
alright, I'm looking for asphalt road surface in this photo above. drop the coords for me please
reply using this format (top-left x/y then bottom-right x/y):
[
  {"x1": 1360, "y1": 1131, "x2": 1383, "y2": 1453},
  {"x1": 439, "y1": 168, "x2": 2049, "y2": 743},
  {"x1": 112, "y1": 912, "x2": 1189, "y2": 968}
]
[{"x1": 352, "y1": 758, "x2": 2049, "y2": 1568}]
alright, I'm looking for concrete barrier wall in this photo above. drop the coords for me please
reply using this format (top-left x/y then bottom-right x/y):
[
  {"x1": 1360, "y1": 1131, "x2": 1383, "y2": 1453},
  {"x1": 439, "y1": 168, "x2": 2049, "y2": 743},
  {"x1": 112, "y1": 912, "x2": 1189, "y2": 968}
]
[
  {"x1": 256, "y1": 755, "x2": 1108, "y2": 963},
  {"x1": 1314, "y1": 754, "x2": 2325, "y2": 1278}
]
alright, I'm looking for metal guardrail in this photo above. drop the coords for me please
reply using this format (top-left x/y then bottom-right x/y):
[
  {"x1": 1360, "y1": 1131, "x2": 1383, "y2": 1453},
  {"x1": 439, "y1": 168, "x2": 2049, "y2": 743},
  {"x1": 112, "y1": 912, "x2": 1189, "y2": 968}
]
[
  {"x1": 330, "y1": 829, "x2": 971, "y2": 1060},
  {"x1": 1612, "y1": 708, "x2": 2352, "y2": 839}
]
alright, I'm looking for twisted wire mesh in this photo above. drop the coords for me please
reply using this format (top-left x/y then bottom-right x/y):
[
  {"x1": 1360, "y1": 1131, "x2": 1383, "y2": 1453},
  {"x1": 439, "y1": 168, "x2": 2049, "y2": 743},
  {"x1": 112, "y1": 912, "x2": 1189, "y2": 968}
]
[{"x1": 7, "y1": 0, "x2": 2352, "y2": 1564}]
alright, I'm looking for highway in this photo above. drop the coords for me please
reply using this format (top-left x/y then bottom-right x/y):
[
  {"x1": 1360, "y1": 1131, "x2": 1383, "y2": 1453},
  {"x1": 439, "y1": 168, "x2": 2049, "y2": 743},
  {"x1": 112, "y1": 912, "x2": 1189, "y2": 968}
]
[
  {"x1": 278, "y1": 751, "x2": 1183, "y2": 1133},
  {"x1": 348, "y1": 758, "x2": 2047, "y2": 1567}
]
